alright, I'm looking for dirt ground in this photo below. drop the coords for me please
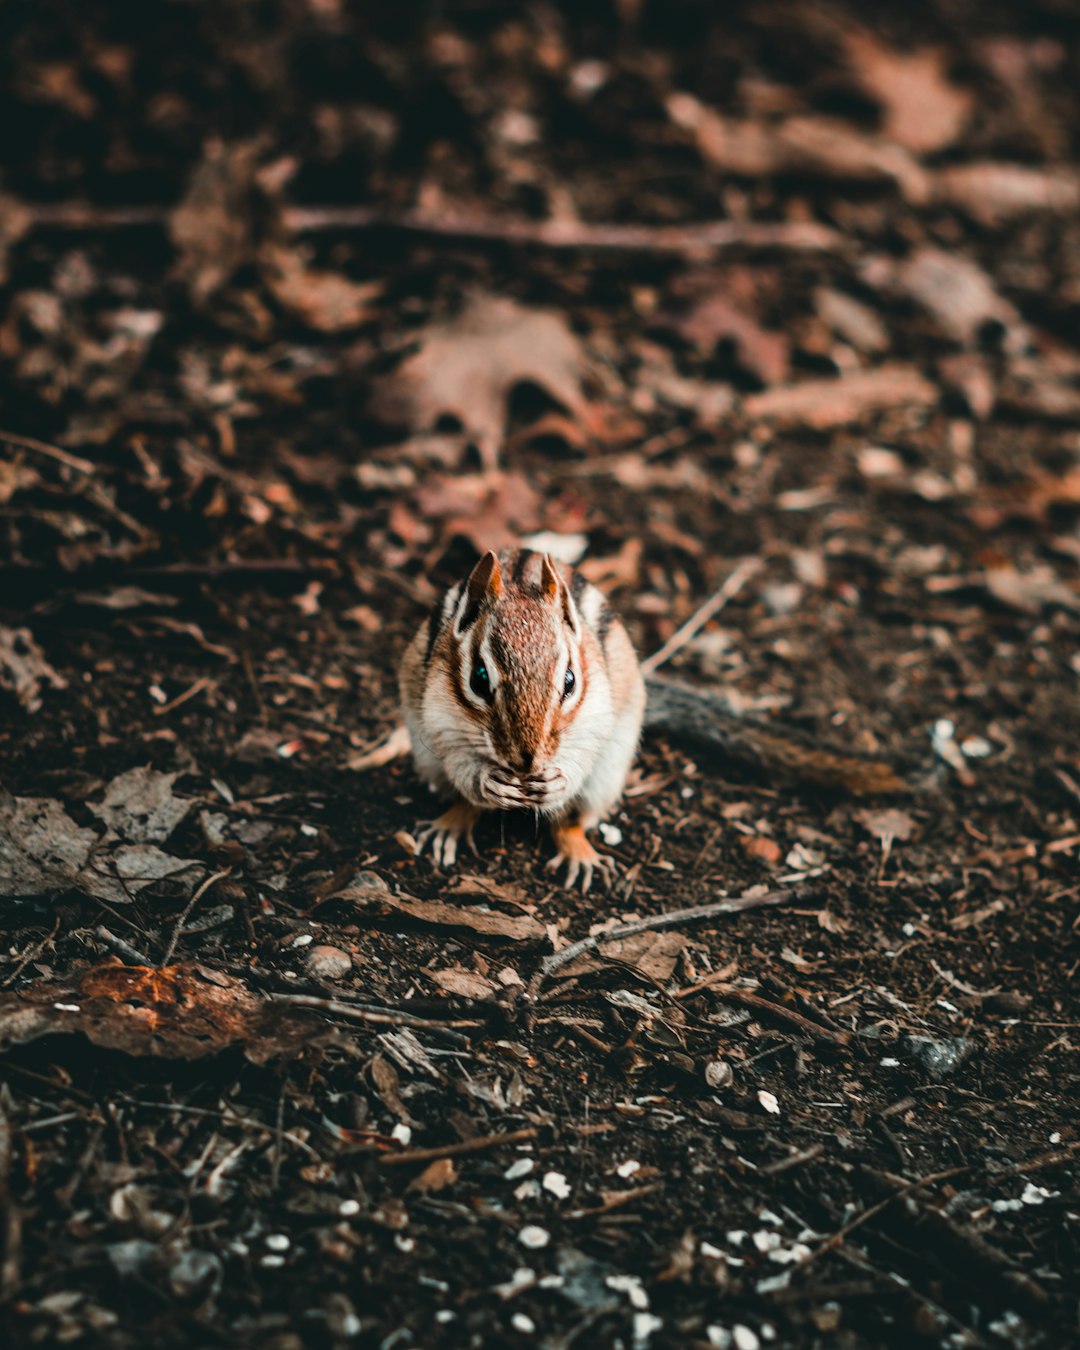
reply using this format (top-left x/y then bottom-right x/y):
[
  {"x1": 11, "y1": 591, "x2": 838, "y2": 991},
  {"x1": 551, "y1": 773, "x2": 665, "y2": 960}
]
[{"x1": 0, "y1": 1, "x2": 1078, "y2": 1346}]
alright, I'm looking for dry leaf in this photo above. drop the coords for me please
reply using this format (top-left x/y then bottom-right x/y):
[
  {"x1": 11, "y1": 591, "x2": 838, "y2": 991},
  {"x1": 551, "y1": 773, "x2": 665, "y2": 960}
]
[
  {"x1": 406, "y1": 1158, "x2": 458, "y2": 1195},
  {"x1": 0, "y1": 625, "x2": 67, "y2": 710},
  {"x1": 89, "y1": 767, "x2": 195, "y2": 844},
  {"x1": 335, "y1": 872, "x2": 546, "y2": 943},
  {"x1": 412, "y1": 470, "x2": 543, "y2": 555},
  {"x1": 653, "y1": 284, "x2": 788, "y2": 385},
  {"x1": 430, "y1": 968, "x2": 498, "y2": 1000},
  {"x1": 934, "y1": 163, "x2": 1080, "y2": 227},
  {"x1": 863, "y1": 249, "x2": 1026, "y2": 352},
  {"x1": 843, "y1": 31, "x2": 973, "y2": 153},
  {"x1": 743, "y1": 365, "x2": 937, "y2": 427},
  {"x1": 260, "y1": 243, "x2": 382, "y2": 331},
  {"x1": 554, "y1": 930, "x2": 689, "y2": 981},
  {"x1": 0, "y1": 963, "x2": 323, "y2": 1063},
  {"x1": 168, "y1": 139, "x2": 260, "y2": 303},
  {"x1": 667, "y1": 95, "x2": 929, "y2": 202},
  {"x1": 368, "y1": 293, "x2": 591, "y2": 468}
]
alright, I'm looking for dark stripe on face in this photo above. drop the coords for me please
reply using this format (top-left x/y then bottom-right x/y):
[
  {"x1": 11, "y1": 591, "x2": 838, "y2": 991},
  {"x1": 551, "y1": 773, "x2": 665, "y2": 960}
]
[
  {"x1": 424, "y1": 591, "x2": 446, "y2": 666},
  {"x1": 512, "y1": 550, "x2": 533, "y2": 585},
  {"x1": 447, "y1": 632, "x2": 485, "y2": 719},
  {"x1": 570, "y1": 570, "x2": 587, "y2": 607},
  {"x1": 597, "y1": 601, "x2": 615, "y2": 648}
]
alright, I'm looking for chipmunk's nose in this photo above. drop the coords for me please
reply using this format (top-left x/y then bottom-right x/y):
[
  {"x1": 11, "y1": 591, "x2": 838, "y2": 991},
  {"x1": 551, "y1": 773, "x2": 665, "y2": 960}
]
[{"x1": 513, "y1": 749, "x2": 534, "y2": 774}]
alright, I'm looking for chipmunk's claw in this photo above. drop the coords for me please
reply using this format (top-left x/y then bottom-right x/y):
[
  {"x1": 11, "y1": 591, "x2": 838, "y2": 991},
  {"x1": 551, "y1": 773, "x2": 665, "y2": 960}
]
[
  {"x1": 547, "y1": 820, "x2": 616, "y2": 894},
  {"x1": 415, "y1": 801, "x2": 483, "y2": 870}
]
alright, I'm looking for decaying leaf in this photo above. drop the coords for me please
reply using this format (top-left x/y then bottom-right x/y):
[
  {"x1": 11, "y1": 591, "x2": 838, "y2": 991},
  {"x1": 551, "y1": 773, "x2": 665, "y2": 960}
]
[
  {"x1": 933, "y1": 163, "x2": 1080, "y2": 227},
  {"x1": 89, "y1": 767, "x2": 196, "y2": 844},
  {"x1": 666, "y1": 95, "x2": 929, "y2": 202},
  {"x1": 0, "y1": 625, "x2": 67, "y2": 710},
  {"x1": 553, "y1": 930, "x2": 689, "y2": 982},
  {"x1": 260, "y1": 243, "x2": 382, "y2": 331},
  {"x1": 843, "y1": 31, "x2": 973, "y2": 153},
  {"x1": 0, "y1": 794, "x2": 99, "y2": 896},
  {"x1": 863, "y1": 249, "x2": 1027, "y2": 351},
  {"x1": 430, "y1": 968, "x2": 499, "y2": 1000},
  {"x1": 406, "y1": 1157, "x2": 458, "y2": 1195},
  {"x1": 743, "y1": 365, "x2": 937, "y2": 428},
  {"x1": 368, "y1": 293, "x2": 592, "y2": 467},
  {"x1": 0, "y1": 963, "x2": 325, "y2": 1063},
  {"x1": 168, "y1": 139, "x2": 261, "y2": 303},
  {"x1": 334, "y1": 872, "x2": 546, "y2": 943}
]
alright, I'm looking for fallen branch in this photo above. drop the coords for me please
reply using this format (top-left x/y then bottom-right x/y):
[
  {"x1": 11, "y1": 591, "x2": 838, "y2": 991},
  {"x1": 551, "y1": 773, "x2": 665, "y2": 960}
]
[
  {"x1": 17, "y1": 198, "x2": 842, "y2": 256},
  {"x1": 640, "y1": 557, "x2": 764, "y2": 677},
  {"x1": 535, "y1": 882, "x2": 825, "y2": 990},
  {"x1": 378, "y1": 1126, "x2": 538, "y2": 1166},
  {"x1": 708, "y1": 987, "x2": 851, "y2": 1048},
  {"x1": 268, "y1": 992, "x2": 481, "y2": 1031},
  {"x1": 0, "y1": 429, "x2": 95, "y2": 476}
]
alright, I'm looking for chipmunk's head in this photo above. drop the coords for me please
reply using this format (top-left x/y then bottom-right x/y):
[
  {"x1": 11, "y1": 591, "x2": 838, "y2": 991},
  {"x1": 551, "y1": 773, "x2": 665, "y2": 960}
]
[{"x1": 425, "y1": 549, "x2": 612, "y2": 813}]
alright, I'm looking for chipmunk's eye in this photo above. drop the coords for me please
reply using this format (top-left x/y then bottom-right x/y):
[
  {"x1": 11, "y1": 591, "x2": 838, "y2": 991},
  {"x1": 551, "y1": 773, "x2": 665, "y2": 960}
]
[
  {"x1": 470, "y1": 660, "x2": 492, "y2": 703},
  {"x1": 563, "y1": 667, "x2": 576, "y2": 699}
]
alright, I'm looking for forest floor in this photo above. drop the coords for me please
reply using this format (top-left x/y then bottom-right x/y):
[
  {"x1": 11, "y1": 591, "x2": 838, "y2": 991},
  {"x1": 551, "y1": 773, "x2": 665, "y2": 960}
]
[{"x1": 0, "y1": 1, "x2": 1078, "y2": 1346}]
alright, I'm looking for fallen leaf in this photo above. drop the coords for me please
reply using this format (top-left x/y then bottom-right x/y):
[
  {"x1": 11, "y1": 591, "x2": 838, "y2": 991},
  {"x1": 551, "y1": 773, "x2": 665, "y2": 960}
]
[
  {"x1": 412, "y1": 470, "x2": 543, "y2": 554},
  {"x1": 0, "y1": 626, "x2": 67, "y2": 710},
  {"x1": 983, "y1": 563, "x2": 1080, "y2": 614},
  {"x1": 653, "y1": 283, "x2": 788, "y2": 385},
  {"x1": 334, "y1": 872, "x2": 546, "y2": 942},
  {"x1": 555, "y1": 930, "x2": 689, "y2": 981},
  {"x1": 406, "y1": 1158, "x2": 458, "y2": 1195},
  {"x1": 843, "y1": 31, "x2": 973, "y2": 153},
  {"x1": 933, "y1": 162, "x2": 1080, "y2": 227},
  {"x1": 813, "y1": 287, "x2": 889, "y2": 354},
  {"x1": 168, "y1": 139, "x2": 261, "y2": 304},
  {"x1": 89, "y1": 767, "x2": 195, "y2": 844},
  {"x1": 260, "y1": 243, "x2": 382, "y2": 331},
  {"x1": 0, "y1": 795, "x2": 99, "y2": 896},
  {"x1": 368, "y1": 293, "x2": 592, "y2": 467},
  {"x1": 863, "y1": 249, "x2": 1026, "y2": 352},
  {"x1": 0, "y1": 963, "x2": 323, "y2": 1063},
  {"x1": 430, "y1": 968, "x2": 499, "y2": 1000},
  {"x1": 666, "y1": 95, "x2": 929, "y2": 202},
  {"x1": 743, "y1": 365, "x2": 937, "y2": 428},
  {"x1": 370, "y1": 1052, "x2": 418, "y2": 1124}
]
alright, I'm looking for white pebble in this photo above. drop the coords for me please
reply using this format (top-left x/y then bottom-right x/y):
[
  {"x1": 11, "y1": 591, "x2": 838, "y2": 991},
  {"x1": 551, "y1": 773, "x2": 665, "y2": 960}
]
[
  {"x1": 598, "y1": 822, "x2": 623, "y2": 846},
  {"x1": 616, "y1": 1159, "x2": 641, "y2": 1178},
  {"x1": 265, "y1": 1233, "x2": 290, "y2": 1252},
  {"x1": 633, "y1": 1312, "x2": 663, "y2": 1344},
  {"x1": 757, "y1": 1090, "x2": 781, "y2": 1115},
  {"x1": 511, "y1": 1313, "x2": 536, "y2": 1334},
  {"x1": 504, "y1": 1158, "x2": 534, "y2": 1181},
  {"x1": 339, "y1": 1199, "x2": 361, "y2": 1217},
  {"x1": 733, "y1": 1326, "x2": 761, "y2": 1350},
  {"x1": 391, "y1": 1123, "x2": 412, "y2": 1145},
  {"x1": 542, "y1": 1171, "x2": 571, "y2": 1200},
  {"x1": 518, "y1": 1225, "x2": 550, "y2": 1249}
]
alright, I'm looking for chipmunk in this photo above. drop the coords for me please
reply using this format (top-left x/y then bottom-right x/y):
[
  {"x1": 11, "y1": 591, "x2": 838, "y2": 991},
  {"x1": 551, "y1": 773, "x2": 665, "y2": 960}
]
[
  {"x1": 399, "y1": 548, "x2": 646, "y2": 891},
  {"x1": 399, "y1": 548, "x2": 906, "y2": 892}
]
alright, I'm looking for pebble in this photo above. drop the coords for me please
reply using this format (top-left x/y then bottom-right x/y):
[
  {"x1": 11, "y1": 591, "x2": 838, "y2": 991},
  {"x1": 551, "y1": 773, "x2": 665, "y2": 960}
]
[
  {"x1": 518, "y1": 1225, "x2": 550, "y2": 1249},
  {"x1": 304, "y1": 945, "x2": 353, "y2": 980}
]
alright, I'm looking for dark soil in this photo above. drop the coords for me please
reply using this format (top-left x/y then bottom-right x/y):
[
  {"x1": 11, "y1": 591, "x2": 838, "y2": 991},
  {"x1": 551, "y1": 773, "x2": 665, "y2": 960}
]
[{"x1": 0, "y1": 2, "x2": 1077, "y2": 1347}]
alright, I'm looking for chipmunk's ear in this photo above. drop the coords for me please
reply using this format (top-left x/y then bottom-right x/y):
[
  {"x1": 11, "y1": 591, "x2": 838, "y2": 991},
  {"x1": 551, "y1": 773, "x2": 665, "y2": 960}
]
[
  {"x1": 456, "y1": 550, "x2": 502, "y2": 634},
  {"x1": 540, "y1": 553, "x2": 581, "y2": 636},
  {"x1": 539, "y1": 553, "x2": 561, "y2": 603}
]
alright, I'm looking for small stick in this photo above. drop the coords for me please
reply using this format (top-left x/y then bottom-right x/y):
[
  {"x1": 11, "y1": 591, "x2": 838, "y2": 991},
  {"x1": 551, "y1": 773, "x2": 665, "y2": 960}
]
[
  {"x1": 808, "y1": 1165, "x2": 971, "y2": 1263},
  {"x1": 640, "y1": 557, "x2": 764, "y2": 677},
  {"x1": 160, "y1": 868, "x2": 232, "y2": 966},
  {"x1": 0, "y1": 428, "x2": 95, "y2": 476},
  {"x1": 536, "y1": 882, "x2": 824, "y2": 988},
  {"x1": 14, "y1": 200, "x2": 844, "y2": 255},
  {"x1": 761, "y1": 1143, "x2": 826, "y2": 1176},
  {"x1": 706, "y1": 987, "x2": 852, "y2": 1048},
  {"x1": 152, "y1": 676, "x2": 214, "y2": 718},
  {"x1": 95, "y1": 926, "x2": 153, "y2": 967},
  {"x1": 377, "y1": 1126, "x2": 537, "y2": 1166},
  {"x1": 268, "y1": 992, "x2": 480, "y2": 1031}
]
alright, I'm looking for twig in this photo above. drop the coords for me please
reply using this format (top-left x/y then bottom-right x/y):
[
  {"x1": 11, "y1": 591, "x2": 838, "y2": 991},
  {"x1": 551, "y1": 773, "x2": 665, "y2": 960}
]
[
  {"x1": 707, "y1": 987, "x2": 851, "y2": 1048},
  {"x1": 0, "y1": 428, "x2": 95, "y2": 475},
  {"x1": 0, "y1": 1100, "x2": 21, "y2": 1301},
  {"x1": 536, "y1": 882, "x2": 823, "y2": 990},
  {"x1": 268, "y1": 992, "x2": 480, "y2": 1031},
  {"x1": 270, "y1": 1084, "x2": 286, "y2": 1194},
  {"x1": 568, "y1": 1183, "x2": 662, "y2": 1219},
  {"x1": 160, "y1": 868, "x2": 232, "y2": 966},
  {"x1": 152, "y1": 676, "x2": 214, "y2": 718},
  {"x1": 95, "y1": 926, "x2": 153, "y2": 966},
  {"x1": 640, "y1": 557, "x2": 764, "y2": 677},
  {"x1": 377, "y1": 1126, "x2": 537, "y2": 1166},
  {"x1": 808, "y1": 1165, "x2": 971, "y2": 1263},
  {"x1": 761, "y1": 1143, "x2": 826, "y2": 1176},
  {"x1": 16, "y1": 198, "x2": 843, "y2": 255}
]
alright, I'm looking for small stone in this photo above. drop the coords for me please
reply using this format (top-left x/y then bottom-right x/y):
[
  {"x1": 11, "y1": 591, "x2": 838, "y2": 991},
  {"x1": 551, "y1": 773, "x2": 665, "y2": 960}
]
[
  {"x1": 518, "y1": 1225, "x2": 550, "y2": 1249},
  {"x1": 902, "y1": 1033, "x2": 975, "y2": 1081},
  {"x1": 705, "y1": 1058, "x2": 733, "y2": 1090},
  {"x1": 304, "y1": 945, "x2": 353, "y2": 981}
]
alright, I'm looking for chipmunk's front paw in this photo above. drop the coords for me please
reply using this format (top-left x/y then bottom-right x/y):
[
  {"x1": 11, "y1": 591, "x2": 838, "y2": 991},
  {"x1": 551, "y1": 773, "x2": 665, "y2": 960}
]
[
  {"x1": 547, "y1": 819, "x2": 616, "y2": 894},
  {"x1": 415, "y1": 801, "x2": 484, "y2": 869}
]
